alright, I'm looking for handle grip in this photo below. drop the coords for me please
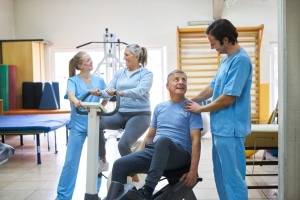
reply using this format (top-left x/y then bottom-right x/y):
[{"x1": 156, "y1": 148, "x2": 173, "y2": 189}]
[{"x1": 76, "y1": 91, "x2": 120, "y2": 116}]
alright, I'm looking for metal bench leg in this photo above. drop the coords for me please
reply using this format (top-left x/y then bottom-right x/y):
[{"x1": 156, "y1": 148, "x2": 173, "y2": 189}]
[
  {"x1": 36, "y1": 134, "x2": 41, "y2": 164},
  {"x1": 184, "y1": 190, "x2": 197, "y2": 200}
]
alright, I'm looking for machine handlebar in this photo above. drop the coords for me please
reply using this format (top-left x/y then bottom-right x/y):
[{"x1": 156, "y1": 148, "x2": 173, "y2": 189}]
[{"x1": 76, "y1": 92, "x2": 120, "y2": 116}]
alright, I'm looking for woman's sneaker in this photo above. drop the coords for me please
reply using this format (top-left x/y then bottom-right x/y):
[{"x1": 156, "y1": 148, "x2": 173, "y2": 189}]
[{"x1": 98, "y1": 160, "x2": 109, "y2": 173}]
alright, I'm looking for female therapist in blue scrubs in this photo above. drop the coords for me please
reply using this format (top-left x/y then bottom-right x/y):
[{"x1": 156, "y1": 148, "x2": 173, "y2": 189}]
[{"x1": 56, "y1": 51, "x2": 109, "y2": 200}]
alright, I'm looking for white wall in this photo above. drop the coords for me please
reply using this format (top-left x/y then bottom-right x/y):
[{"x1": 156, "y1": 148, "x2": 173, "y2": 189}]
[
  {"x1": 11, "y1": 0, "x2": 213, "y2": 79},
  {"x1": 1, "y1": 0, "x2": 277, "y2": 84},
  {"x1": 0, "y1": 0, "x2": 15, "y2": 39},
  {"x1": 222, "y1": 0, "x2": 278, "y2": 83}
]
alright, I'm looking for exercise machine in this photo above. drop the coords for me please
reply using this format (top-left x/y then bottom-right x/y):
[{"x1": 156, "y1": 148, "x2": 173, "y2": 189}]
[
  {"x1": 104, "y1": 165, "x2": 202, "y2": 200},
  {"x1": 76, "y1": 28, "x2": 127, "y2": 83},
  {"x1": 77, "y1": 92, "x2": 120, "y2": 200}
]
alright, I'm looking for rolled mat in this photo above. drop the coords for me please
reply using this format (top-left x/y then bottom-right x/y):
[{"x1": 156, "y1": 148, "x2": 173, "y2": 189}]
[
  {"x1": 22, "y1": 82, "x2": 36, "y2": 109},
  {"x1": 0, "y1": 65, "x2": 9, "y2": 111},
  {"x1": 33, "y1": 82, "x2": 43, "y2": 108},
  {"x1": 8, "y1": 65, "x2": 17, "y2": 109},
  {"x1": 0, "y1": 143, "x2": 15, "y2": 164}
]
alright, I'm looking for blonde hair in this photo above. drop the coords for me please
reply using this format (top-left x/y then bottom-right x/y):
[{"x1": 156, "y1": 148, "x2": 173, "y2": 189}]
[{"x1": 68, "y1": 51, "x2": 87, "y2": 77}]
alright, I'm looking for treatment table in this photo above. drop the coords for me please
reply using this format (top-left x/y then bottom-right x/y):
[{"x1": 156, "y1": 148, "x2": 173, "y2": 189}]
[
  {"x1": 245, "y1": 124, "x2": 278, "y2": 189},
  {"x1": 0, "y1": 113, "x2": 70, "y2": 164}
]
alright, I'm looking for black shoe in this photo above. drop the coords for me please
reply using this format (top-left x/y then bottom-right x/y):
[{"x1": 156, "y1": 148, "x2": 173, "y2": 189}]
[{"x1": 126, "y1": 187, "x2": 151, "y2": 200}]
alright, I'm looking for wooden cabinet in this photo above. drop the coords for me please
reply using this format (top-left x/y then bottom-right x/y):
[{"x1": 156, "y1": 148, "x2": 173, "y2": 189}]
[
  {"x1": 0, "y1": 39, "x2": 51, "y2": 109},
  {"x1": 177, "y1": 25, "x2": 264, "y2": 123}
]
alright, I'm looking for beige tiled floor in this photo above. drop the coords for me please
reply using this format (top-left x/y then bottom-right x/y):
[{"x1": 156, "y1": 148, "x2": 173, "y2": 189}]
[{"x1": 0, "y1": 128, "x2": 278, "y2": 200}]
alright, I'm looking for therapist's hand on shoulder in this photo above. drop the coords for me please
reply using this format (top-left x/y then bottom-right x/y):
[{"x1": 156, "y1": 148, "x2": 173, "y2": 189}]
[{"x1": 184, "y1": 101, "x2": 202, "y2": 114}]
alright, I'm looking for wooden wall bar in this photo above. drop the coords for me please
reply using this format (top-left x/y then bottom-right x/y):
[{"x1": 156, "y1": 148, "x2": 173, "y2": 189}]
[{"x1": 177, "y1": 25, "x2": 264, "y2": 123}]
